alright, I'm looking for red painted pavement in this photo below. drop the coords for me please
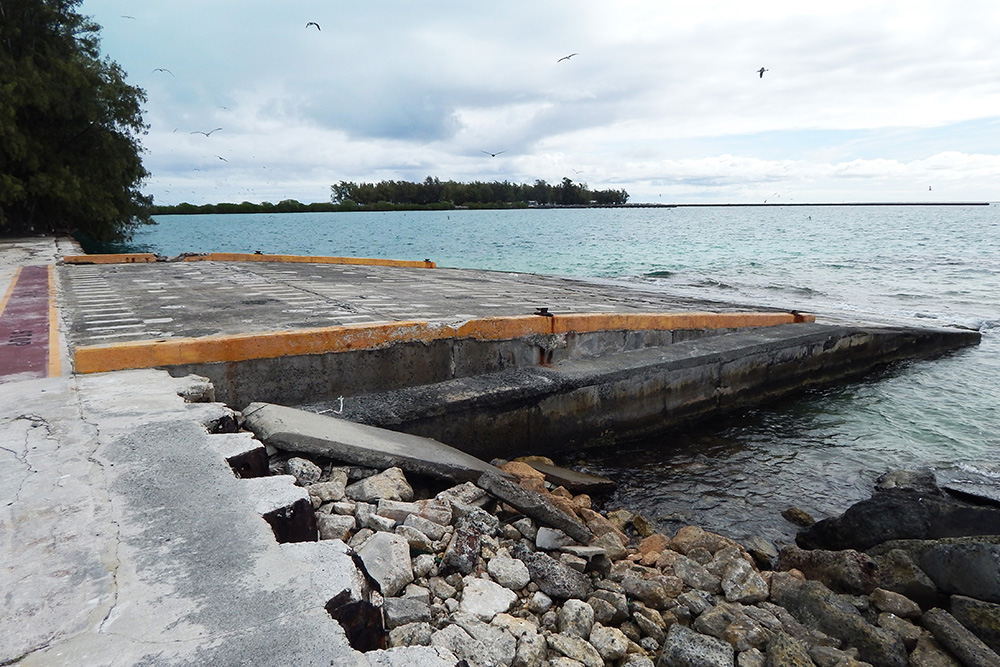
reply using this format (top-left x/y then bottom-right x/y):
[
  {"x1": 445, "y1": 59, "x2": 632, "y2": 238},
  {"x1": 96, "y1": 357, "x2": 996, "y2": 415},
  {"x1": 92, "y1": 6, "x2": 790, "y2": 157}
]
[{"x1": 0, "y1": 266, "x2": 52, "y2": 382}]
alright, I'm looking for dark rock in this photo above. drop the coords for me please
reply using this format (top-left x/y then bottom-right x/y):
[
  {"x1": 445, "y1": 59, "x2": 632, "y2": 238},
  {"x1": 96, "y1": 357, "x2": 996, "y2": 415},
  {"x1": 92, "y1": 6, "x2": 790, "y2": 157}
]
[
  {"x1": 765, "y1": 631, "x2": 816, "y2": 667},
  {"x1": 476, "y1": 470, "x2": 593, "y2": 544},
  {"x1": 797, "y1": 491, "x2": 1000, "y2": 552},
  {"x1": 777, "y1": 545, "x2": 879, "y2": 595},
  {"x1": 383, "y1": 597, "x2": 431, "y2": 629},
  {"x1": 512, "y1": 542, "x2": 592, "y2": 600},
  {"x1": 438, "y1": 514, "x2": 487, "y2": 576},
  {"x1": 744, "y1": 535, "x2": 780, "y2": 571},
  {"x1": 910, "y1": 635, "x2": 963, "y2": 667},
  {"x1": 951, "y1": 596, "x2": 1000, "y2": 656},
  {"x1": 919, "y1": 539, "x2": 1000, "y2": 603},
  {"x1": 922, "y1": 608, "x2": 1000, "y2": 667},
  {"x1": 782, "y1": 508, "x2": 816, "y2": 528},
  {"x1": 769, "y1": 579, "x2": 907, "y2": 667},
  {"x1": 875, "y1": 469, "x2": 943, "y2": 496},
  {"x1": 869, "y1": 547, "x2": 941, "y2": 609}
]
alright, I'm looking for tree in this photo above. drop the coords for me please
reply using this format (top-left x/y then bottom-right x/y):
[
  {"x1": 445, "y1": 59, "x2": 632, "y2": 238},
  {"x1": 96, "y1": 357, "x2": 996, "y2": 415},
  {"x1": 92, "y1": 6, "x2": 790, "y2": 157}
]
[{"x1": 0, "y1": 0, "x2": 152, "y2": 240}]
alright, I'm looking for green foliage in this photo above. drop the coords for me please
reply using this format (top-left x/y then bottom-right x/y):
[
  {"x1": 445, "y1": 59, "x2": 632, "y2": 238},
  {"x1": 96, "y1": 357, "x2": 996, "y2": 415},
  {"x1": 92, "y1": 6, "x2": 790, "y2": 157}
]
[
  {"x1": 330, "y1": 177, "x2": 629, "y2": 208},
  {"x1": 0, "y1": 0, "x2": 152, "y2": 240}
]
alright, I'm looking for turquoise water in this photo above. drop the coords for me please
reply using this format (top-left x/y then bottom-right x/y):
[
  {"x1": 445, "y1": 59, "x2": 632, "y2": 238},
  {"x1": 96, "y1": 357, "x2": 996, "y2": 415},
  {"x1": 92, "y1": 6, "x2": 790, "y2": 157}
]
[{"x1": 117, "y1": 205, "x2": 1000, "y2": 543}]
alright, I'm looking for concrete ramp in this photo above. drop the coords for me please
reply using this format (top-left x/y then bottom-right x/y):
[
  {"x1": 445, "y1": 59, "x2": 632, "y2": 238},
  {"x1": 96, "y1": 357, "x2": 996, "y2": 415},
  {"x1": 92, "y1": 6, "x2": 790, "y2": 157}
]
[{"x1": 242, "y1": 402, "x2": 502, "y2": 483}]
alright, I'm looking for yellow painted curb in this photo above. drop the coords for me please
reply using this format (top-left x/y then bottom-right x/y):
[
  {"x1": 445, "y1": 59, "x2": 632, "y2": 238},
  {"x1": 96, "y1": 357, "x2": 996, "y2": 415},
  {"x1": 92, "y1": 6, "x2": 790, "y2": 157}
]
[
  {"x1": 63, "y1": 253, "x2": 158, "y2": 264},
  {"x1": 47, "y1": 265, "x2": 61, "y2": 377},
  {"x1": 73, "y1": 310, "x2": 813, "y2": 374},
  {"x1": 181, "y1": 253, "x2": 436, "y2": 269}
]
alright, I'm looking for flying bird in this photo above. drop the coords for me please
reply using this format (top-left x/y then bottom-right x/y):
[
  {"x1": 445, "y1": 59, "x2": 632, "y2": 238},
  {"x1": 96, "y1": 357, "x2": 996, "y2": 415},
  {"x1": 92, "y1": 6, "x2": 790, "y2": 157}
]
[
  {"x1": 481, "y1": 150, "x2": 506, "y2": 157},
  {"x1": 557, "y1": 53, "x2": 578, "y2": 62},
  {"x1": 215, "y1": 155, "x2": 228, "y2": 162},
  {"x1": 152, "y1": 68, "x2": 174, "y2": 76},
  {"x1": 757, "y1": 67, "x2": 768, "y2": 78},
  {"x1": 191, "y1": 128, "x2": 223, "y2": 136},
  {"x1": 306, "y1": 21, "x2": 321, "y2": 31},
  {"x1": 121, "y1": 15, "x2": 135, "y2": 19}
]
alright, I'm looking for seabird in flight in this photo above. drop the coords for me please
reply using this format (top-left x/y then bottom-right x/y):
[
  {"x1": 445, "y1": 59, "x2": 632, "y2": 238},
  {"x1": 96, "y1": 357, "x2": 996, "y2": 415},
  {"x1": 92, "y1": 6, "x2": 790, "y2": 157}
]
[
  {"x1": 757, "y1": 67, "x2": 768, "y2": 78},
  {"x1": 191, "y1": 128, "x2": 223, "y2": 136},
  {"x1": 306, "y1": 21, "x2": 321, "y2": 31},
  {"x1": 558, "y1": 53, "x2": 578, "y2": 63},
  {"x1": 152, "y1": 68, "x2": 174, "y2": 76},
  {"x1": 481, "y1": 150, "x2": 506, "y2": 157}
]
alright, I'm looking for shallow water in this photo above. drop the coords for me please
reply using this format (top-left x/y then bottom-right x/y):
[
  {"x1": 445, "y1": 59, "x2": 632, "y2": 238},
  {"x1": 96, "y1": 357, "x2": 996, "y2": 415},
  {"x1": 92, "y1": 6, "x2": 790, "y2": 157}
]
[{"x1": 110, "y1": 204, "x2": 1000, "y2": 544}]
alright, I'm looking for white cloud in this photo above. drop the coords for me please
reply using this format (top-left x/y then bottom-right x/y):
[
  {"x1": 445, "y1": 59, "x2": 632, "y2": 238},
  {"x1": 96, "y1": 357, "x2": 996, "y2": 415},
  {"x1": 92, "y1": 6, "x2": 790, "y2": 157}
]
[{"x1": 82, "y1": 0, "x2": 1000, "y2": 204}]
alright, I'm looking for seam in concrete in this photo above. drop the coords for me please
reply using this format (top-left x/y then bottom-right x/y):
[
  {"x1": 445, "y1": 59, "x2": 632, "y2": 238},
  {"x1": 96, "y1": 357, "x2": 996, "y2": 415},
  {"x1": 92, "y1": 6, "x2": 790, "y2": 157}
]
[
  {"x1": 72, "y1": 311, "x2": 815, "y2": 374},
  {"x1": 62, "y1": 253, "x2": 436, "y2": 269},
  {"x1": 62, "y1": 253, "x2": 158, "y2": 264}
]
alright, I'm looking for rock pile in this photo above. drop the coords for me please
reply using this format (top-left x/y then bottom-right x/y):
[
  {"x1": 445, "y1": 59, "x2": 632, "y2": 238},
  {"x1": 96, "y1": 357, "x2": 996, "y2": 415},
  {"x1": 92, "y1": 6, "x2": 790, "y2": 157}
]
[{"x1": 276, "y1": 454, "x2": 1000, "y2": 667}]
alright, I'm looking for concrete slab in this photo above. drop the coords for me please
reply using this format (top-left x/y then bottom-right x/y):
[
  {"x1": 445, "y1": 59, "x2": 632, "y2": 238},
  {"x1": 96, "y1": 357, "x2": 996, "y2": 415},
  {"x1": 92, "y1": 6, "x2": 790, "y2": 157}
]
[
  {"x1": 242, "y1": 402, "x2": 502, "y2": 483},
  {"x1": 0, "y1": 370, "x2": 367, "y2": 666}
]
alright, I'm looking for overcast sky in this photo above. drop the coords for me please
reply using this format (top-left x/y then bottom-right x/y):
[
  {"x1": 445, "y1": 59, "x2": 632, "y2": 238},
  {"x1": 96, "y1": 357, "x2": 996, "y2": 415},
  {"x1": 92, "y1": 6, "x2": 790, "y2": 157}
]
[{"x1": 81, "y1": 0, "x2": 1000, "y2": 205}]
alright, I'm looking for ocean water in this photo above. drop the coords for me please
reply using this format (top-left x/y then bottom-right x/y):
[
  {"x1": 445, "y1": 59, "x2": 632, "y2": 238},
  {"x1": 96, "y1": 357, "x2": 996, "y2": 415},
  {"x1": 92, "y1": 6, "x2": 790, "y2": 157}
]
[{"x1": 113, "y1": 205, "x2": 1000, "y2": 544}]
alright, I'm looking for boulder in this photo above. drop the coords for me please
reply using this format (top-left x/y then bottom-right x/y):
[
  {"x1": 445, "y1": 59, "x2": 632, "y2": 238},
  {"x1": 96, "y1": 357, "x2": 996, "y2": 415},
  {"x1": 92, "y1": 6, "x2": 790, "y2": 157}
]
[
  {"x1": 951, "y1": 595, "x2": 1000, "y2": 655},
  {"x1": 922, "y1": 608, "x2": 1000, "y2": 667},
  {"x1": 346, "y1": 466, "x2": 414, "y2": 502},
  {"x1": 769, "y1": 579, "x2": 907, "y2": 667},
  {"x1": 357, "y1": 531, "x2": 414, "y2": 597},
  {"x1": 777, "y1": 545, "x2": 880, "y2": 595},
  {"x1": 659, "y1": 622, "x2": 735, "y2": 667},
  {"x1": 919, "y1": 539, "x2": 1000, "y2": 603},
  {"x1": 869, "y1": 547, "x2": 941, "y2": 609},
  {"x1": 459, "y1": 575, "x2": 518, "y2": 621},
  {"x1": 513, "y1": 542, "x2": 592, "y2": 600},
  {"x1": 871, "y1": 588, "x2": 922, "y2": 618}
]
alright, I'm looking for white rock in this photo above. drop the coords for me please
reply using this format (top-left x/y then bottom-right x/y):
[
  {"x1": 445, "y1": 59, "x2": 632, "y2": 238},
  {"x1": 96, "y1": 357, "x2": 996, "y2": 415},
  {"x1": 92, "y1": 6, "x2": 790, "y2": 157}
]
[
  {"x1": 367, "y1": 645, "x2": 458, "y2": 667},
  {"x1": 488, "y1": 556, "x2": 532, "y2": 591},
  {"x1": 308, "y1": 469, "x2": 349, "y2": 501},
  {"x1": 536, "y1": 526, "x2": 577, "y2": 550},
  {"x1": 396, "y1": 524, "x2": 434, "y2": 552},
  {"x1": 558, "y1": 599, "x2": 596, "y2": 639},
  {"x1": 430, "y1": 624, "x2": 487, "y2": 666},
  {"x1": 589, "y1": 624, "x2": 629, "y2": 661},
  {"x1": 317, "y1": 513, "x2": 356, "y2": 541},
  {"x1": 459, "y1": 575, "x2": 518, "y2": 621},
  {"x1": 357, "y1": 531, "x2": 414, "y2": 596},
  {"x1": 412, "y1": 553, "x2": 437, "y2": 578},
  {"x1": 405, "y1": 513, "x2": 448, "y2": 541},
  {"x1": 346, "y1": 466, "x2": 413, "y2": 502},
  {"x1": 491, "y1": 612, "x2": 539, "y2": 639},
  {"x1": 451, "y1": 611, "x2": 517, "y2": 666},
  {"x1": 514, "y1": 633, "x2": 547, "y2": 667},
  {"x1": 721, "y1": 557, "x2": 769, "y2": 604},
  {"x1": 526, "y1": 590, "x2": 553, "y2": 614},
  {"x1": 546, "y1": 632, "x2": 604, "y2": 667},
  {"x1": 379, "y1": 498, "x2": 452, "y2": 525}
]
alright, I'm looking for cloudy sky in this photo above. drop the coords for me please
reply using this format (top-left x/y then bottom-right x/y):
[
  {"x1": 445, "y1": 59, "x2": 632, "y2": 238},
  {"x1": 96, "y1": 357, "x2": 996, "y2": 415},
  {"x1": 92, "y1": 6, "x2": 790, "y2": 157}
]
[{"x1": 81, "y1": 0, "x2": 1000, "y2": 205}]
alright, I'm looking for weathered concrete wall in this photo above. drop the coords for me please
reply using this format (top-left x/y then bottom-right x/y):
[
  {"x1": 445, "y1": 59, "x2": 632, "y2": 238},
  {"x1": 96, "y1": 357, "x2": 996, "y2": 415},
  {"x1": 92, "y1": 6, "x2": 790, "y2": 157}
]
[
  {"x1": 167, "y1": 327, "x2": 732, "y2": 407},
  {"x1": 311, "y1": 324, "x2": 981, "y2": 458}
]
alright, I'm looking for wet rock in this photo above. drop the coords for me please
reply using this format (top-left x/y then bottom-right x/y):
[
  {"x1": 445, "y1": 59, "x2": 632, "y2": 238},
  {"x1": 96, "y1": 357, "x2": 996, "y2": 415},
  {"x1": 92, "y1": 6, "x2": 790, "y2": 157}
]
[
  {"x1": 951, "y1": 595, "x2": 1000, "y2": 655},
  {"x1": 919, "y1": 539, "x2": 1000, "y2": 604},
  {"x1": 796, "y1": 490, "x2": 1000, "y2": 552},
  {"x1": 317, "y1": 513, "x2": 357, "y2": 541},
  {"x1": 459, "y1": 575, "x2": 518, "y2": 621},
  {"x1": 870, "y1": 588, "x2": 921, "y2": 618},
  {"x1": 783, "y1": 507, "x2": 817, "y2": 528},
  {"x1": 766, "y1": 631, "x2": 817, "y2": 667},
  {"x1": 357, "y1": 531, "x2": 414, "y2": 597},
  {"x1": 910, "y1": 635, "x2": 963, "y2": 667},
  {"x1": 546, "y1": 632, "x2": 604, "y2": 667},
  {"x1": 384, "y1": 596, "x2": 432, "y2": 628},
  {"x1": 660, "y1": 622, "x2": 735, "y2": 667},
  {"x1": 559, "y1": 599, "x2": 596, "y2": 639},
  {"x1": 672, "y1": 525, "x2": 738, "y2": 555},
  {"x1": 347, "y1": 466, "x2": 414, "y2": 502},
  {"x1": 777, "y1": 546, "x2": 880, "y2": 595},
  {"x1": 922, "y1": 608, "x2": 1000, "y2": 667},
  {"x1": 590, "y1": 624, "x2": 629, "y2": 662},
  {"x1": 488, "y1": 555, "x2": 531, "y2": 591},
  {"x1": 286, "y1": 456, "x2": 323, "y2": 485},
  {"x1": 770, "y1": 580, "x2": 907, "y2": 667},
  {"x1": 513, "y1": 542, "x2": 592, "y2": 600}
]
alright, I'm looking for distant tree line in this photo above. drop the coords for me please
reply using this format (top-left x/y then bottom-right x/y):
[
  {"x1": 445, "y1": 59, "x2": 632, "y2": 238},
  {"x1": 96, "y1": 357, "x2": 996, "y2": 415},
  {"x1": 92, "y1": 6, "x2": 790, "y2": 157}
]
[
  {"x1": 150, "y1": 177, "x2": 630, "y2": 215},
  {"x1": 330, "y1": 176, "x2": 629, "y2": 208}
]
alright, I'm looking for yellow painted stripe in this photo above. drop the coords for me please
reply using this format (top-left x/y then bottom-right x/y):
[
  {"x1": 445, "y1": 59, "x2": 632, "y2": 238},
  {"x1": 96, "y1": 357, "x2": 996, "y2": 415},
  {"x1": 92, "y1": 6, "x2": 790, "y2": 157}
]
[
  {"x1": 63, "y1": 253, "x2": 159, "y2": 264},
  {"x1": 47, "y1": 265, "x2": 61, "y2": 377},
  {"x1": 181, "y1": 253, "x2": 436, "y2": 269},
  {"x1": 73, "y1": 310, "x2": 813, "y2": 374},
  {"x1": 0, "y1": 267, "x2": 22, "y2": 318}
]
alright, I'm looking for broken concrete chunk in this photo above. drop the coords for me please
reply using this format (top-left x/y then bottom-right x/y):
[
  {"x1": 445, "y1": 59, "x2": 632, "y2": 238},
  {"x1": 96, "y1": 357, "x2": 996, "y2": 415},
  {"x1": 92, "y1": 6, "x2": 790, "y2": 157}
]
[{"x1": 477, "y1": 470, "x2": 593, "y2": 545}]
